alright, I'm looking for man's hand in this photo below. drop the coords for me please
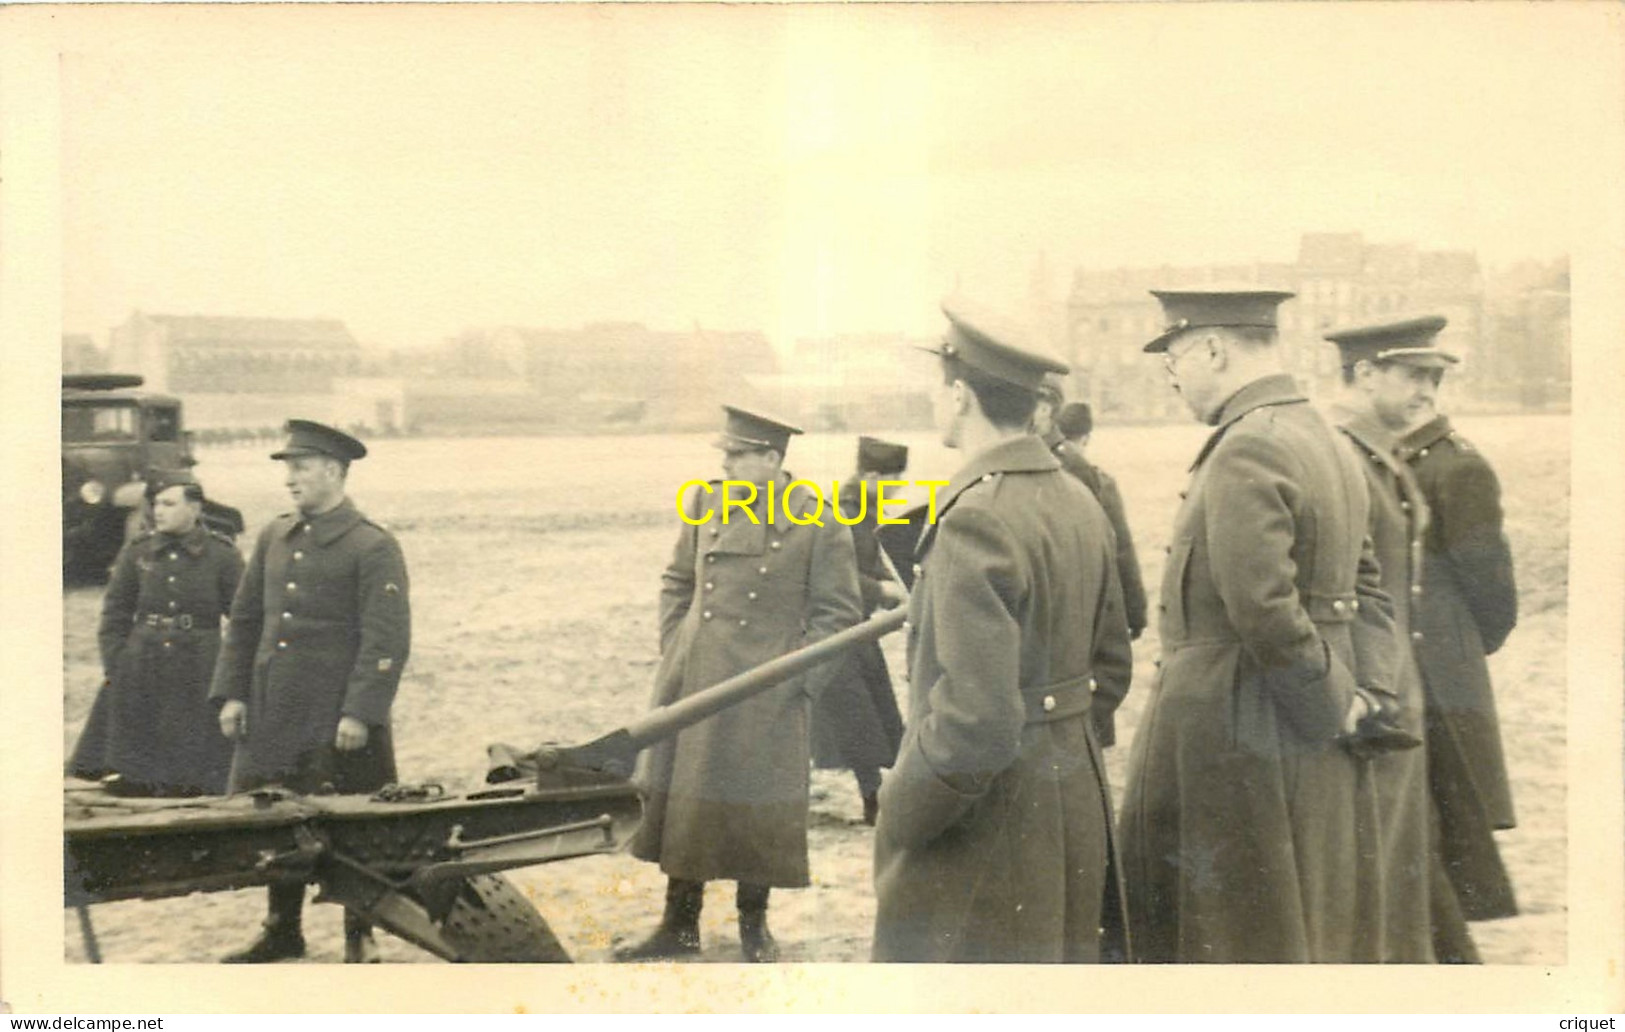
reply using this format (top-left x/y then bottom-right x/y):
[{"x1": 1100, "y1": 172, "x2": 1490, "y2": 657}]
[
  {"x1": 335, "y1": 715, "x2": 369, "y2": 752},
  {"x1": 1341, "y1": 690, "x2": 1375, "y2": 737},
  {"x1": 218, "y1": 700, "x2": 248, "y2": 741},
  {"x1": 877, "y1": 579, "x2": 908, "y2": 609}
]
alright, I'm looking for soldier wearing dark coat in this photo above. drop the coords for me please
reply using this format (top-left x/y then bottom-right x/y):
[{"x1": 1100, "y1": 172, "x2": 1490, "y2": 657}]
[
  {"x1": 1034, "y1": 382, "x2": 1146, "y2": 747},
  {"x1": 809, "y1": 437, "x2": 909, "y2": 826},
  {"x1": 1325, "y1": 314, "x2": 1465, "y2": 962},
  {"x1": 210, "y1": 420, "x2": 411, "y2": 965},
  {"x1": 1398, "y1": 376, "x2": 1520, "y2": 962},
  {"x1": 618, "y1": 406, "x2": 863, "y2": 963},
  {"x1": 1119, "y1": 286, "x2": 1400, "y2": 963},
  {"x1": 69, "y1": 474, "x2": 243, "y2": 797},
  {"x1": 871, "y1": 300, "x2": 1133, "y2": 963}
]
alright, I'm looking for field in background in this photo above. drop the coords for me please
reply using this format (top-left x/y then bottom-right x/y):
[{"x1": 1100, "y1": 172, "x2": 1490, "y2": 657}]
[{"x1": 62, "y1": 414, "x2": 1569, "y2": 964}]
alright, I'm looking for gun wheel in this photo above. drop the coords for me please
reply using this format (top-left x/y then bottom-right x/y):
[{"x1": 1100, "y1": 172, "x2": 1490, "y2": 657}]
[{"x1": 438, "y1": 873, "x2": 571, "y2": 963}]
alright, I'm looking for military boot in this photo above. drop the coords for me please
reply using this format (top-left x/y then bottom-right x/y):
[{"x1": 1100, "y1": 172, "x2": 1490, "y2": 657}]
[
  {"x1": 613, "y1": 877, "x2": 703, "y2": 961},
  {"x1": 736, "y1": 883, "x2": 780, "y2": 963},
  {"x1": 343, "y1": 910, "x2": 381, "y2": 964},
  {"x1": 222, "y1": 883, "x2": 306, "y2": 963}
]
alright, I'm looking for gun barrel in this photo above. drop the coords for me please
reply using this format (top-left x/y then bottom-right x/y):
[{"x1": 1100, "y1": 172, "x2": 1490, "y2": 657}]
[{"x1": 624, "y1": 607, "x2": 907, "y2": 750}]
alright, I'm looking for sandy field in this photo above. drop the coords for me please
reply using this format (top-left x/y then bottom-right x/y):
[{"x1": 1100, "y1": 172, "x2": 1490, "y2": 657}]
[{"x1": 61, "y1": 413, "x2": 1569, "y2": 965}]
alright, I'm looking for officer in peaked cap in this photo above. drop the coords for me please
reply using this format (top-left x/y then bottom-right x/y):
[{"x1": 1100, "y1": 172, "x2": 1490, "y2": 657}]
[
  {"x1": 1353, "y1": 315, "x2": 1520, "y2": 963},
  {"x1": 621, "y1": 402, "x2": 861, "y2": 962},
  {"x1": 1142, "y1": 284, "x2": 1298, "y2": 355},
  {"x1": 710, "y1": 404, "x2": 800, "y2": 455},
  {"x1": 213, "y1": 417, "x2": 408, "y2": 964},
  {"x1": 269, "y1": 419, "x2": 369, "y2": 463},
  {"x1": 872, "y1": 297, "x2": 1132, "y2": 962},
  {"x1": 1119, "y1": 283, "x2": 1402, "y2": 962},
  {"x1": 919, "y1": 297, "x2": 1070, "y2": 392},
  {"x1": 1324, "y1": 313, "x2": 1453, "y2": 962}
]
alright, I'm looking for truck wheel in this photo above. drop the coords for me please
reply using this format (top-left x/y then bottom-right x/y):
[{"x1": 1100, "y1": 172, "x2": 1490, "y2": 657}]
[{"x1": 438, "y1": 873, "x2": 571, "y2": 963}]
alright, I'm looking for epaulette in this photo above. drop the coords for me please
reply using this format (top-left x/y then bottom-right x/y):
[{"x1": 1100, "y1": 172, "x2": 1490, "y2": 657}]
[{"x1": 208, "y1": 529, "x2": 237, "y2": 546}]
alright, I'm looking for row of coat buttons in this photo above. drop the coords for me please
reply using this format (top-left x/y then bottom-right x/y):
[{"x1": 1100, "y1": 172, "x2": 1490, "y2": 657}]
[
  {"x1": 704, "y1": 555, "x2": 772, "y2": 576},
  {"x1": 707, "y1": 526, "x2": 784, "y2": 551},
  {"x1": 703, "y1": 582, "x2": 760, "y2": 601},
  {"x1": 700, "y1": 612, "x2": 751, "y2": 627}
]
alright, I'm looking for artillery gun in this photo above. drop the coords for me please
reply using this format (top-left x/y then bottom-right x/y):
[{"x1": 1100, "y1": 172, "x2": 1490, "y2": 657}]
[{"x1": 65, "y1": 607, "x2": 908, "y2": 963}]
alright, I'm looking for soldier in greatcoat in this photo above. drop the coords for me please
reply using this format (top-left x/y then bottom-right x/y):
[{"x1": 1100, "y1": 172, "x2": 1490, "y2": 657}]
[
  {"x1": 1325, "y1": 315, "x2": 1460, "y2": 962},
  {"x1": 1033, "y1": 380, "x2": 1146, "y2": 746},
  {"x1": 1118, "y1": 286, "x2": 1400, "y2": 963},
  {"x1": 809, "y1": 436, "x2": 909, "y2": 826},
  {"x1": 618, "y1": 406, "x2": 862, "y2": 963},
  {"x1": 210, "y1": 420, "x2": 411, "y2": 964},
  {"x1": 69, "y1": 473, "x2": 243, "y2": 797},
  {"x1": 1397, "y1": 353, "x2": 1520, "y2": 962},
  {"x1": 870, "y1": 300, "x2": 1133, "y2": 963}
]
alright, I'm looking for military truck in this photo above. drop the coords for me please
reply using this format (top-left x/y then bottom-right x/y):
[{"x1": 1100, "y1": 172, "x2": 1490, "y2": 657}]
[{"x1": 62, "y1": 373, "x2": 244, "y2": 582}]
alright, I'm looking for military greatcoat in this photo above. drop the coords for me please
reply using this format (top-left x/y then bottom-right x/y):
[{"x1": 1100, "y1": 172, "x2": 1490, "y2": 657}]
[
  {"x1": 810, "y1": 477, "x2": 906, "y2": 777},
  {"x1": 70, "y1": 525, "x2": 244, "y2": 795},
  {"x1": 871, "y1": 436, "x2": 1133, "y2": 963},
  {"x1": 1333, "y1": 405, "x2": 1435, "y2": 962},
  {"x1": 1397, "y1": 414, "x2": 1518, "y2": 922},
  {"x1": 1044, "y1": 430, "x2": 1147, "y2": 744},
  {"x1": 209, "y1": 498, "x2": 411, "y2": 795},
  {"x1": 631, "y1": 476, "x2": 862, "y2": 887},
  {"x1": 1119, "y1": 375, "x2": 1398, "y2": 964}
]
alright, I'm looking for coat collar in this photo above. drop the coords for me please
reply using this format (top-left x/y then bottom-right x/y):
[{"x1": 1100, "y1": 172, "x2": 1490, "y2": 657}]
[
  {"x1": 936, "y1": 434, "x2": 1059, "y2": 517},
  {"x1": 156, "y1": 523, "x2": 212, "y2": 556},
  {"x1": 1190, "y1": 374, "x2": 1307, "y2": 471},
  {"x1": 1397, "y1": 413, "x2": 1453, "y2": 457},
  {"x1": 1329, "y1": 401, "x2": 1410, "y2": 480},
  {"x1": 1328, "y1": 401, "x2": 1399, "y2": 455},
  {"x1": 287, "y1": 496, "x2": 364, "y2": 545}
]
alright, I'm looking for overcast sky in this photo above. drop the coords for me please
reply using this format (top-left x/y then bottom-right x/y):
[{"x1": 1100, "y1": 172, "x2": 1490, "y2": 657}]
[{"x1": 58, "y1": 4, "x2": 1603, "y2": 352}]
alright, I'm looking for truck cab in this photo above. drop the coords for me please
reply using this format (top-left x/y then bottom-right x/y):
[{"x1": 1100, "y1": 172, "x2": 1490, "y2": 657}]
[{"x1": 62, "y1": 374, "x2": 241, "y2": 582}]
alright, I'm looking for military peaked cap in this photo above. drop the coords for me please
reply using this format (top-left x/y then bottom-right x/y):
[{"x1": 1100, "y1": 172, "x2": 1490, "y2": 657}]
[
  {"x1": 1144, "y1": 284, "x2": 1296, "y2": 353},
  {"x1": 270, "y1": 419, "x2": 368, "y2": 462},
  {"x1": 1324, "y1": 314, "x2": 1459, "y2": 369},
  {"x1": 856, "y1": 436, "x2": 909, "y2": 476},
  {"x1": 713, "y1": 405, "x2": 803, "y2": 454},
  {"x1": 920, "y1": 298, "x2": 1070, "y2": 391}
]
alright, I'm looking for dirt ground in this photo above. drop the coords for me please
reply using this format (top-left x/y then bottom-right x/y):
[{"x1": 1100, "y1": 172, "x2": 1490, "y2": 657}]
[{"x1": 61, "y1": 413, "x2": 1569, "y2": 965}]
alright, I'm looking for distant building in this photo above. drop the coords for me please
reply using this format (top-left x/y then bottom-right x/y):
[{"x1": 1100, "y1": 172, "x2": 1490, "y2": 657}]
[
  {"x1": 1064, "y1": 233, "x2": 1499, "y2": 419},
  {"x1": 109, "y1": 312, "x2": 362, "y2": 395},
  {"x1": 487, "y1": 322, "x2": 778, "y2": 429},
  {"x1": 756, "y1": 332, "x2": 935, "y2": 431},
  {"x1": 62, "y1": 334, "x2": 103, "y2": 374}
]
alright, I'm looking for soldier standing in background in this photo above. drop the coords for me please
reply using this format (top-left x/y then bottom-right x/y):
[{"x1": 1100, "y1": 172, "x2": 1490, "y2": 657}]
[
  {"x1": 1325, "y1": 315, "x2": 1452, "y2": 962},
  {"x1": 1396, "y1": 338, "x2": 1520, "y2": 962},
  {"x1": 69, "y1": 472, "x2": 243, "y2": 798},
  {"x1": 810, "y1": 436, "x2": 908, "y2": 826},
  {"x1": 1034, "y1": 383, "x2": 1146, "y2": 749},
  {"x1": 212, "y1": 420, "x2": 411, "y2": 964},
  {"x1": 1118, "y1": 286, "x2": 1399, "y2": 963},
  {"x1": 871, "y1": 300, "x2": 1131, "y2": 962},
  {"x1": 619, "y1": 406, "x2": 862, "y2": 963}
]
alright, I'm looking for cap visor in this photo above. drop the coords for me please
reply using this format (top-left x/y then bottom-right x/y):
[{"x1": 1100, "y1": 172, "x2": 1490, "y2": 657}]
[
  {"x1": 1142, "y1": 327, "x2": 1183, "y2": 354},
  {"x1": 270, "y1": 446, "x2": 326, "y2": 460}
]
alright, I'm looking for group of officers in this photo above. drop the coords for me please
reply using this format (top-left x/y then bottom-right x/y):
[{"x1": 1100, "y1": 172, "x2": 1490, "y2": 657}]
[{"x1": 68, "y1": 284, "x2": 1519, "y2": 966}]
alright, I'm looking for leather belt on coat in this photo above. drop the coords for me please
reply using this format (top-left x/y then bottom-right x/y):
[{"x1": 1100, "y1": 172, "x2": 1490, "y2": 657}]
[
  {"x1": 136, "y1": 613, "x2": 219, "y2": 631},
  {"x1": 1023, "y1": 673, "x2": 1096, "y2": 724}
]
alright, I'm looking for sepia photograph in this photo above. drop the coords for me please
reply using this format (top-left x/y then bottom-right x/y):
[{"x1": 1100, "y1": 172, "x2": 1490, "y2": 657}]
[{"x1": 2, "y1": 0, "x2": 1622, "y2": 1015}]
